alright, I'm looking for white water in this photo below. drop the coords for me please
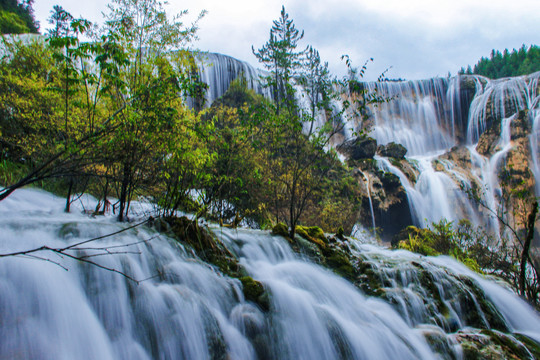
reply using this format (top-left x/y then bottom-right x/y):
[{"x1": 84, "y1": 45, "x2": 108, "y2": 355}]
[
  {"x1": 364, "y1": 79, "x2": 457, "y2": 155},
  {"x1": 531, "y1": 110, "x2": 540, "y2": 195},
  {"x1": 195, "y1": 53, "x2": 272, "y2": 106},
  {"x1": 3, "y1": 189, "x2": 539, "y2": 359}
]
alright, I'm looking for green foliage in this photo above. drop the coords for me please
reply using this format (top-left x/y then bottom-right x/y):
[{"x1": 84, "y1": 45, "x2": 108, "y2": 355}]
[
  {"x1": 0, "y1": 0, "x2": 364, "y2": 246},
  {"x1": 397, "y1": 220, "x2": 487, "y2": 273},
  {"x1": 0, "y1": 9, "x2": 28, "y2": 33},
  {"x1": 252, "y1": 5, "x2": 306, "y2": 114},
  {"x1": 459, "y1": 45, "x2": 540, "y2": 78},
  {"x1": 0, "y1": 37, "x2": 63, "y2": 161},
  {"x1": 0, "y1": 0, "x2": 38, "y2": 34},
  {"x1": 0, "y1": 158, "x2": 25, "y2": 185},
  {"x1": 398, "y1": 233, "x2": 440, "y2": 257}
]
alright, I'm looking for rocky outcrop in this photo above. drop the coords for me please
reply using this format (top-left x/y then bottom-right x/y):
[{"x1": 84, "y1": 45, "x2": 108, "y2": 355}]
[
  {"x1": 476, "y1": 125, "x2": 500, "y2": 156},
  {"x1": 353, "y1": 159, "x2": 415, "y2": 242},
  {"x1": 338, "y1": 137, "x2": 377, "y2": 160},
  {"x1": 377, "y1": 142, "x2": 407, "y2": 159}
]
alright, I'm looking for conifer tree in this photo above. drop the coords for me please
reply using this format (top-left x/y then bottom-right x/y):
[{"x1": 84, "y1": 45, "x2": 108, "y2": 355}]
[{"x1": 252, "y1": 6, "x2": 306, "y2": 114}]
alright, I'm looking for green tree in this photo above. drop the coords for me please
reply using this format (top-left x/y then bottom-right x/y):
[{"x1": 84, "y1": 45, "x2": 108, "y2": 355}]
[
  {"x1": 100, "y1": 0, "x2": 205, "y2": 221},
  {"x1": 462, "y1": 45, "x2": 540, "y2": 78},
  {"x1": 297, "y1": 45, "x2": 333, "y2": 136},
  {"x1": 252, "y1": 5, "x2": 306, "y2": 114}
]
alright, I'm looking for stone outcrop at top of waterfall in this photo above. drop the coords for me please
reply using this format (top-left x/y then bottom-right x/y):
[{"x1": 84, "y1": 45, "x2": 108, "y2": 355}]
[
  {"x1": 378, "y1": 142, "x2": 408, "y2": 159},
  {"x1": 337, "y1": 136, "x2": 378, "y2": 160}
]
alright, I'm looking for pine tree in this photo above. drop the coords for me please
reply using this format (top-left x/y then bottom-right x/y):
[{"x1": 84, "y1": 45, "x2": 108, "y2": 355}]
[{"x1": 252, "y1": 6, "x2": 306, "y2": 114}]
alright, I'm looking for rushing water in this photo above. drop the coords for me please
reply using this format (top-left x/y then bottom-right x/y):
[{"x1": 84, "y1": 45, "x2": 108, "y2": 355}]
[
  {"x1": 2, "y1": 189, "x2": 539, "y2": 359},
  {"x1": 194, "y1": 53, "x2": 271, "y2": 106}
]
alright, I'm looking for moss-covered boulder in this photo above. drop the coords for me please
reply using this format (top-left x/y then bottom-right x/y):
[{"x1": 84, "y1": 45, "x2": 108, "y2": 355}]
[
  {"x1": 152, "y1": 216, "x2": 244, "y2": 277},
  {"x1": 455, "y1": 329, "x2": 538, "y2": 360},
  {"x1": 240, "y1": 276, "x2": 270, "y2": 312},
  {"x1": 295, "y1": 225, "x2": 327, "y2": 246},
  {"x1": 271, "y1": 222, "x2": 289, "y2": 237},
  {"x1": 325, "y1": 253, "x2": 355, "y2": 280}
]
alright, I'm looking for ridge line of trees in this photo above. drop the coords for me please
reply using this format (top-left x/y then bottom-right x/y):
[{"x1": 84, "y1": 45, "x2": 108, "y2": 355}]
[{"x1": 459, "y1": 44, "x2": 540, "y2": 79}]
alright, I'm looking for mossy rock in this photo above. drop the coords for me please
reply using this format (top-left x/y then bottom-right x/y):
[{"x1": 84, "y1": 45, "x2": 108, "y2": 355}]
[
  {"x1": 378, "y1": 142, "x2": 407, "y2": 159},
  {"x1": 210, "y1": 255, "x2": 247, "y2": 278},
  {"x1": 295, "y1": 225, "x2": 328, "y2": 247},
  {"x1": 480, "y1": 330, "x2": 536, "y2": 360},
  {"x1": 271, "y1": 222, "x2": 289, "y2": 237},
  {"x1": 153, "y1": 216, "x2": 240, "y2": 278},
  {"x1": 338, "y1": 136, "x2": 378, "y2": 160},
  {"x1": 380, "y1": 172, "x2": 401, "y2": 190},
  {"x1": 422, "y1": 328, "x2": 458, "y2": 360},
  {"x1": 458, "y1": 277, "x2": 509, "y2": 332},
  {"x1": 158, "y1": 216, "x2": 215, "y2": 253},
  {"x1": 240, "y1": 276, "x2": 270, "y2": 312},
  {"x1": 457, "y1": 330, "x2": 536, "y2": 360},
  {"x1": 293, "y1": 235, "x2": 324, "y2": 259},
  {"x1": 514, "y1": 334, "x2": 540, "y2": 359},
  {"x1": 325, "y1": 253, "x2": 355, "y2": 280}
]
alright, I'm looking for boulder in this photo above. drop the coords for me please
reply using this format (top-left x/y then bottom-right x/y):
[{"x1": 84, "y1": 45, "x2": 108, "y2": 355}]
[
  {"x1": 378, "y1": 142, "x2": 407, "y2": 159},
  {"x1": 338, "y1": 137, "x2": 377, "y2": 160}
]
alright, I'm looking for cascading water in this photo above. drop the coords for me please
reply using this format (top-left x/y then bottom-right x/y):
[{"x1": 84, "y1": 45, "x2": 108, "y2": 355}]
[
  {"x1": 363, "y1": 78, "x2": 458, "y2": 155},
  {"x1": 3, "y1": 189, "x2": 539, "y2": 359},
  {"x1": 195, "y1": 53, "x2": 272, "y2": 106},
  {"x1": 362, "y1": 173, "x2": 377, "y2": 236},
  {"x1": 530, "y1": 109, "x2": 540, "y2": 195},
  {"x1": 345, "y1": 72, "x2": 540, "y2": 235}
]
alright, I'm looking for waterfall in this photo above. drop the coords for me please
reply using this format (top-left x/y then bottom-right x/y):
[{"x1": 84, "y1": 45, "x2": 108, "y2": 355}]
[
  {"x1": 530, "y1": 110, "x2": 540, "y2": 195},
  {"x1": 3, "y1": 188, "x2": 539, "y2": 359},
  {"x1": 362, "y1": 173, "x2": 377, "y2": 236},
  {"x1": 466, "y1": 72, "x2": 540, "y2": 144},
  {"x1": 194, "y1": 53, "x2": 272, "y2": 107},
  {"x1": 347, "y1": 72, "x2": 540, "y2": 236},
  {"x1": 363, "y1": 78, "x2": 457, "y2": 155}
]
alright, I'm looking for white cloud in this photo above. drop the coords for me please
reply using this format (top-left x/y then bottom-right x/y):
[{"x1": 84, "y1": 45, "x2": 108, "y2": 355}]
[{"x1": 33, "y1": 0, "x2": 540, "y2": 80}]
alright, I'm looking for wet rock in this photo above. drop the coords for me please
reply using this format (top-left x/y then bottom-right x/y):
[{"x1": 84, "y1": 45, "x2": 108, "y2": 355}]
[
  {"x1": 338, "y1": 136, "x2": 377, "y2": 160},
  {"x1": 380, "y1": 171, "x2": 401, "y2": 190},
  {"x1": 378, "y1": 142, "x2": 407, "y2": 159},
  {"x1": 454, "y1": 329, "x2": 537, "y2": 360},
  {"x1": 476, "y1": 125, "x2": 499, "y2": 156},
  {"x1": 240, "y1": 276, "x2": 270, "y2": 312}
]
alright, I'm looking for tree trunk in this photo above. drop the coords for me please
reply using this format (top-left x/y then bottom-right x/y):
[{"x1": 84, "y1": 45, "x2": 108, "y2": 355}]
[
  {"x1": 64, "y1": 178, "x2": 73, "y2": 213},
  {"x1": 118, "y1": 166, "x2": 130, "y2": 222}
]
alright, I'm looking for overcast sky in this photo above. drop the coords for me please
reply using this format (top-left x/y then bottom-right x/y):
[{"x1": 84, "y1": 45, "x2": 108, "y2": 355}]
[{"x1": 33, "y1": 0, "x2": 540, "y2": 80}]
